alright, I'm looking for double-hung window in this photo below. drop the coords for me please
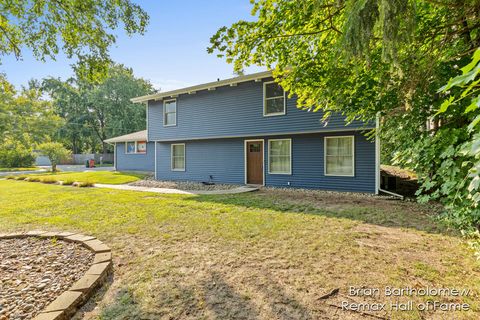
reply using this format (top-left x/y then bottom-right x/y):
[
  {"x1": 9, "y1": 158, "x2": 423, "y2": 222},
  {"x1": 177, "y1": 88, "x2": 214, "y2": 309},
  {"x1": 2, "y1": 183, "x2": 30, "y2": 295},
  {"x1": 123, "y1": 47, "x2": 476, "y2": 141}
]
[
  {"x1": 171, "y1": 144, "x2": 185, "y2": 171},
  {"x1": 164, "y1": 99, "x2": 177, "y2": 126},
  {"x1": 263, "y1": 82, "x2": 286, "y2": 116},
  {"x1": 269, "y1": 139, "x2": 291, "y2": 174},
  {"x1": 126, "y1": 141, "x2": 147, "y2": 154},
  {"x1": 325, "y1": 136, "x2": 354, "y2": 176}
]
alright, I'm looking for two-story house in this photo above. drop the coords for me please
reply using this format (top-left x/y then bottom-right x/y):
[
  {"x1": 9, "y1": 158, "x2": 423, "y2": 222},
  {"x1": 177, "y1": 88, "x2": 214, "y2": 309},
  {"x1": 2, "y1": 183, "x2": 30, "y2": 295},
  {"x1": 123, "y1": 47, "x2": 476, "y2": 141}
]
[{"x1": 105, "y1": 71, "x2": 379, "y2": 193}]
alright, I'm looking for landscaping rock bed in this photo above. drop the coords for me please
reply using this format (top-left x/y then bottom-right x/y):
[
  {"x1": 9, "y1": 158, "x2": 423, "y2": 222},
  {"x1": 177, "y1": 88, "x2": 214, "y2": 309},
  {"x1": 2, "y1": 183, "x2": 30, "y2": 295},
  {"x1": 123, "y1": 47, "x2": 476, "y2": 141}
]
[
  {"x1": 0, "y1": 237, "x2": 93, "y2": 320},
  {"x1": 129, "y1": 177, "x2": 241, "y2": 191},
  {"x1": 0, "y1": 231, "x2": 112, "y2": 320}
]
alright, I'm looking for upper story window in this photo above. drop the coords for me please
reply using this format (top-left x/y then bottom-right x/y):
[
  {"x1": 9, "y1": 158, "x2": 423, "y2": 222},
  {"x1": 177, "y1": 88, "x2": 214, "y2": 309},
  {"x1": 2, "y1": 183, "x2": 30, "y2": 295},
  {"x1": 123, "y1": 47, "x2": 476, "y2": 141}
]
[
  {"x1": 164, "y1": 99, "x2": 177, "y2": 126},
  {"x1": 263, "y1": 81, "x2": 286, "y2": 116},
  {"x1": 125, "y1": 141, "x2": 147, "y2": 154},
  {"x1": 325, "y1": 136, "x2": 354, "y2": 176}
]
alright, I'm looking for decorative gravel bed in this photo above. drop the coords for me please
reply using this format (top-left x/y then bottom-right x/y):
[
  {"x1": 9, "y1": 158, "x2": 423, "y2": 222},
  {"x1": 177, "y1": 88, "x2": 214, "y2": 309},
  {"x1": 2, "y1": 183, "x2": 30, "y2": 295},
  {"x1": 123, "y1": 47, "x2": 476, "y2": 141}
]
[
  {"x1": 0, "y1": 237, "x2": 94, "y2": 320},
  {"x1": 129, "y1": 177, "x2": 241, "y2": 191}
]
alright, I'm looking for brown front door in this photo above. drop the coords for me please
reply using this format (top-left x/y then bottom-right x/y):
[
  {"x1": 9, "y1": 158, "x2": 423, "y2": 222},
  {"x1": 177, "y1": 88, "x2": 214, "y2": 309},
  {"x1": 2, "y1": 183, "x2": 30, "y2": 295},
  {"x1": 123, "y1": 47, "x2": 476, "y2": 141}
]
[{"x1": 246, "y1": 140, "x2": 263, "y2": 185}]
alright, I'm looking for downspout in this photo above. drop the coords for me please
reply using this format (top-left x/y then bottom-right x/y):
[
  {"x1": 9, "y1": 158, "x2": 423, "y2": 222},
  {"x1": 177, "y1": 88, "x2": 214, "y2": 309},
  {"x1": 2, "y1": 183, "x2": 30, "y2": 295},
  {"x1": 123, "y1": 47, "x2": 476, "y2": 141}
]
[
  {"x1": 114, "y1": 142, "x2": 117, "y2": 171},
  {"x1": 375, "y1": 112, "x2": 404, "y2": 200},
  {"x1": 375, "y1": 112, "x2": 380, "y2": 195},
  {"x1": 154, "y1": 141, "x2": 157, "y2": 180}
]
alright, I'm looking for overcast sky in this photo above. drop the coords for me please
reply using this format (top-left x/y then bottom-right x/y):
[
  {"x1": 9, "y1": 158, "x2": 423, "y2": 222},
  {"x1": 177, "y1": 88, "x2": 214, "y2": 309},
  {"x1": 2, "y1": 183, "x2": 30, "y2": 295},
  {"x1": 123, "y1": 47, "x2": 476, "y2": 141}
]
[{"x1": 2, "y1": 0, "x2": 264, "y2": 91}]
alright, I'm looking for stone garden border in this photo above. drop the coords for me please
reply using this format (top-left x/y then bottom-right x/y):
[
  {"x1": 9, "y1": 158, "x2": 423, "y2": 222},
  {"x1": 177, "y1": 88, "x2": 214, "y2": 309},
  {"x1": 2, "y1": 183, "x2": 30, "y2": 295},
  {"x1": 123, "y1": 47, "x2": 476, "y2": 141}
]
[{"x1": 0, "y1": 230, "x2": 112, "y2": 320}]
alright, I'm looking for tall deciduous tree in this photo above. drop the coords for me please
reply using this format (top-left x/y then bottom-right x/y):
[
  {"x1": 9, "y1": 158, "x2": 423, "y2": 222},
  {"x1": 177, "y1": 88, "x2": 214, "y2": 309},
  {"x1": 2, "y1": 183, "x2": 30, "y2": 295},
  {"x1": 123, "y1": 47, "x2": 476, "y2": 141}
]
[
  {"x1": 0, "y1": 75, "x2": 63, "y2": 167},
  {"x1": 43, "y1": 64, "x2": 155, "y2": 154},
  {"x1": 0, "y1": 0, "x2": 149, "y2": 81}
]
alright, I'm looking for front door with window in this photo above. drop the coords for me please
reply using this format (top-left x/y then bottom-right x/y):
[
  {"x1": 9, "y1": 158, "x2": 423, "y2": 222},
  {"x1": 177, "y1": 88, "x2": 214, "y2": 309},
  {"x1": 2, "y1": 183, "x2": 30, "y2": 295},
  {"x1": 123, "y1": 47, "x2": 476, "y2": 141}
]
[{"x1": 246, "y1": 141, "x2": 264, "y2": 185}]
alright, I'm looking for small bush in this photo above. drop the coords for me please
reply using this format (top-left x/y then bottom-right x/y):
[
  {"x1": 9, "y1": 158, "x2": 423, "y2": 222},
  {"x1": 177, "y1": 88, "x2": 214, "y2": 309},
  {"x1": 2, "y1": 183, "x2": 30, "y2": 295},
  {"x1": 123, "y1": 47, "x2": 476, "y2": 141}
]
[
  {"x1": 40, "y1": 177, "x2": 58, "y2": 184},
  {"x1": 26, "y1": 177, "x2": 41, "y2": 182},
  {"x1": 62, "y1": 180, "x2": 74, "y2": 185},
  {"x1": 15, "y1": 176, "x2": 27, "y2": 180},
  {"x1": 5, "y1": 175, "x2": 15, "y2": 180},
  {"x1": 0, "y1": 143, "x2": 35, "y2": 168},
  {"x1": 77, "y1": 181, "x2": 94, "y2": 187},
  {"x1": 37, "y1": 142, "x2": 70, "y2": 173}
]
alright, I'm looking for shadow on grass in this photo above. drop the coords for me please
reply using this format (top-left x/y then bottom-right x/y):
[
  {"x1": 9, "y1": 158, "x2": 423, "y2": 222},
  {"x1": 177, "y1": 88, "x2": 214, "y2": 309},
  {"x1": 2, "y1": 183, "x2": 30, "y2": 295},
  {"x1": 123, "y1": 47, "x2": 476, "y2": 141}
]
[
  {"x1": 98, "y1": 287, "x2": 157, "y2": 320},
  {"x1": 187, "y1": 191, "x2": 451, "y2": 236},
  {"x1": 98, "y1": 271, "x2": 317, "y2": 320},
  {"x1": 201, "y1": 271, "x2": 260, "y2": 319}
]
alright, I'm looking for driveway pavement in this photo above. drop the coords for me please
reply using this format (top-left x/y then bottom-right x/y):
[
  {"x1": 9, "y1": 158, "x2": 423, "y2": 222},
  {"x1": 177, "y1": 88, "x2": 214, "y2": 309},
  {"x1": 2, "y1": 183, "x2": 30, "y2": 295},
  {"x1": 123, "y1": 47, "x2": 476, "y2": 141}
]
[
  {"x1": 39, "y1": 165, "x2": 115, "y2": 172},
  {"x1": 0, "y1": 169, "x2": 47, "y2": 177}
]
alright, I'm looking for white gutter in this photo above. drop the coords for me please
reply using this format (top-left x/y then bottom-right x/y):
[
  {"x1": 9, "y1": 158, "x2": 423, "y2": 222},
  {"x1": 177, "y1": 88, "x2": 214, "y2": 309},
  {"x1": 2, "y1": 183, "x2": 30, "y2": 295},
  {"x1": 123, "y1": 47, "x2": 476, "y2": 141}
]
[
  {"x1": 145, "y1": 102, "x2": 149, "y2": 142},
  {"x1": 379, "y1": 188, "x2": 404, "y2": 200},
  {"x1": 154, "y1": 141, "x2": 157, "y2": 180},
  {"x1": 114, "y1": 142, "x2": 117, "y2": 171},
  {"x1": 375, "y1": 112, "x2": 380, "y2": 195}
]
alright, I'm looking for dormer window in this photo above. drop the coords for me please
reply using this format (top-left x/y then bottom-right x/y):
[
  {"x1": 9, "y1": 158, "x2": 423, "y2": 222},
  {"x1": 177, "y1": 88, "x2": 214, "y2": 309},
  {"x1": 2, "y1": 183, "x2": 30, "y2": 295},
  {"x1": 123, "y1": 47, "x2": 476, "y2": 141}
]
[
  {"x1": 263, "y1": 81, "x2": 286, "y2": 116},
  {"x1": 164, "y1": 99, "x2": 177, "y2": 126}
]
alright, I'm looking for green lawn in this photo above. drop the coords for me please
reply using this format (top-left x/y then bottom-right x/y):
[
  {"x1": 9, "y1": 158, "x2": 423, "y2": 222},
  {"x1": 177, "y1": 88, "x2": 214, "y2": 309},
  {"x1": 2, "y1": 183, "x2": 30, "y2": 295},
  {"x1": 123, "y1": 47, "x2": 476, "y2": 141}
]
[
  {"x1": 0, "y1": 181, "x2": 479, "y2": 320},
  {"x1": 19, "y1": 171, "x2": 145, "y2": 185}
]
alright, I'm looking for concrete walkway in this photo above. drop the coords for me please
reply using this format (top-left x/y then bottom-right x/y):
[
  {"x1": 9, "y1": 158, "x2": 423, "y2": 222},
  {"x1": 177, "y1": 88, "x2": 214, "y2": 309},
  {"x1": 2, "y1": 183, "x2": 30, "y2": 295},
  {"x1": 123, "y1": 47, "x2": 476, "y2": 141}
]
[{"x1": 94, "y1": 183, "x2": 259, "y2": 195}]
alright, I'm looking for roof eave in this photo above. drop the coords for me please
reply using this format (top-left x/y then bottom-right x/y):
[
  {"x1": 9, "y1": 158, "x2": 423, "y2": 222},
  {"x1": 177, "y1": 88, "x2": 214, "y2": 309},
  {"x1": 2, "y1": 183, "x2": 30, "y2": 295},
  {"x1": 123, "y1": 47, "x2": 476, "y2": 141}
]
[{"x1": 131, "y1": 70, "x2": 273, "y2": 103}]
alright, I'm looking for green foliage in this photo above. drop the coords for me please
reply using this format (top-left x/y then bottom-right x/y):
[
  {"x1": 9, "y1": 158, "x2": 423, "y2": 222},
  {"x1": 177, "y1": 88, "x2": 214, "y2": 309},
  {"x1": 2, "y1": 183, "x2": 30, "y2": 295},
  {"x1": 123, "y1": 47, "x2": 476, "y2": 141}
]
[
  {"x1": 0, "y1": 139, "x2": 35, "y2": 167},
  {"x1": 37, "y1": 142, "x2": 70, "y2": 172},
  {"x1": 415, "y1": 48, "x2": 480, "y2": 232},
  {"x1": 0, "y1": 0, "x2": 149, "y2": 82},
  {"x1": 43, "y1": 64, "x2": 154, "y2": 153},
  {"x1": 0, "y1": 74, "x2": 62, "y2": 168}
]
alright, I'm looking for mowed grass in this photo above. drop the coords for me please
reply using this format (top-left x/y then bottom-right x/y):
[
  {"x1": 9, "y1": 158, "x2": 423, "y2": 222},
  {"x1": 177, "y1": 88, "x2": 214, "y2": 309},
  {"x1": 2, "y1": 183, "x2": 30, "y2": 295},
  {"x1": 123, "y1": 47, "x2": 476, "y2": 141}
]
[
  {"x1": 0, "y1": 180, "x2": 479, "y2": 320},
  {"x1": 20, "y1": 171, "x2": 145, "y2": 185}
]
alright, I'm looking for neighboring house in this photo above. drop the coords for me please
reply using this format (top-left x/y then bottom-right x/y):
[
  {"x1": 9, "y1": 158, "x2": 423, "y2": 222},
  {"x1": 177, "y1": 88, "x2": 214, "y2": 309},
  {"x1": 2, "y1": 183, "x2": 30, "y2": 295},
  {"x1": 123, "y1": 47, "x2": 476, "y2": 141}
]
[
  {"x1": 106, "y1": 71, "x2": 380, "y2": 193},
  {"x1": 104, "y1": 130, "x2": 155, "y2": 172}
]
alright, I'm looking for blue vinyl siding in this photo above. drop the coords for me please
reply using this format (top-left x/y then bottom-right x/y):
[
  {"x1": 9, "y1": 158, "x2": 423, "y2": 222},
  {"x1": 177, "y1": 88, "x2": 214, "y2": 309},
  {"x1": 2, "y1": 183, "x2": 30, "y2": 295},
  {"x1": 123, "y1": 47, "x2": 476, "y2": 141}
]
[
  {"x1": 156, "y1": 139, "x2": 245, "y2": 184},
  {"x1": 116, "y1": 142, "x2": 155, "y2": 172},
  {"x1": 147, "y1": 79, "x2": 373, "y2": 141},
  {"x1": 265, "y1": 132, "x2": 375, "y2": 192},
  {"x1": 155, "y1": 131, "x2": 375, "y2": 193}
]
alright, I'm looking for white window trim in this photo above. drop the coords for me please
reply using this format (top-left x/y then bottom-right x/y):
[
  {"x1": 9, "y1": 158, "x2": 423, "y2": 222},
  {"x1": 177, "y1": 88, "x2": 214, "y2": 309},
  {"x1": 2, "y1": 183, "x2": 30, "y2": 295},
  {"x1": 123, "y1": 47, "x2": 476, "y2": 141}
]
[
  {"x1": 125, "y1": 141, "x2": 147, "y2": 155},
  {"x1": 244, "y1": 139, "x2": 265, "y2": 186},
  {"x1": 324, "y1": 135, "x2": 355, "y2": 177},
  {"x1": 171, "y1": 143, "x2": 185, "y2": 171},
  {"x1": 268, "y1": 138, "x2": 292, "y2": 175},
  {"x1": 163, "y1": 99, "x2": 177, "y2": 127},
  {"x1": 263, "y1": 81, "x2": 286, "y2": 117}
]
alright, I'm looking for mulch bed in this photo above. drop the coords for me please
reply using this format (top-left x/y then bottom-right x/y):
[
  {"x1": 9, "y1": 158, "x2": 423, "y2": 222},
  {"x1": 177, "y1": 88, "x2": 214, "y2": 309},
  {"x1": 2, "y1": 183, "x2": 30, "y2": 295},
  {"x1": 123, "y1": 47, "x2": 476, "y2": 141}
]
[{"x1": 0, "y1": 238, "x2": 94, "y2": 320}]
